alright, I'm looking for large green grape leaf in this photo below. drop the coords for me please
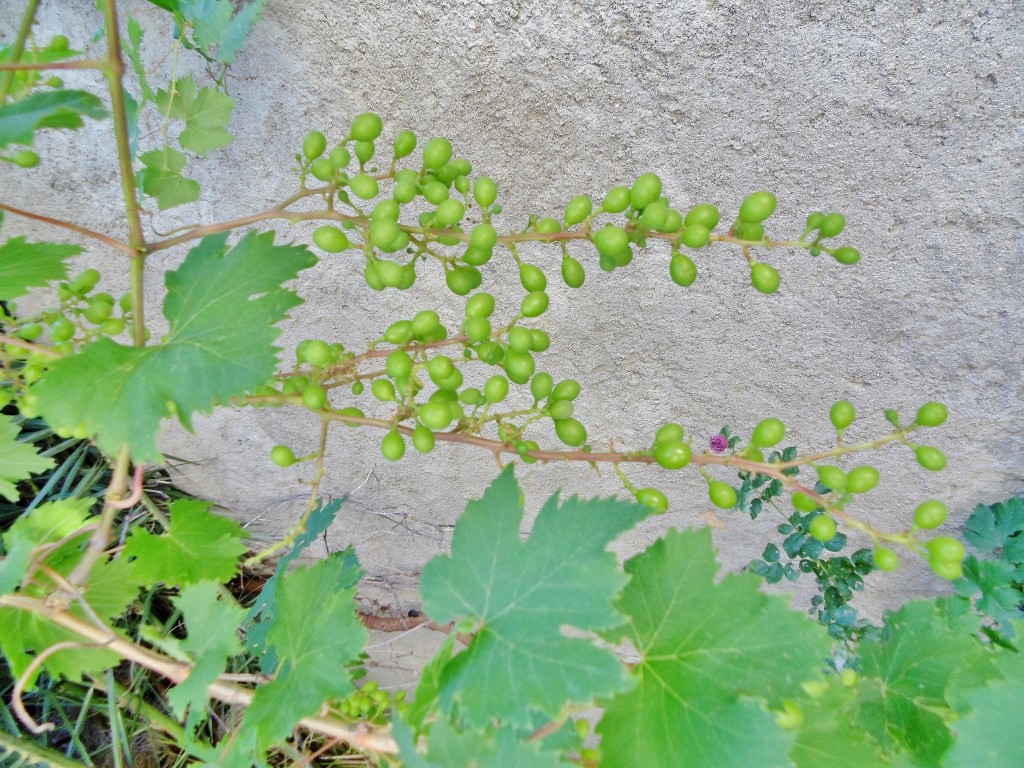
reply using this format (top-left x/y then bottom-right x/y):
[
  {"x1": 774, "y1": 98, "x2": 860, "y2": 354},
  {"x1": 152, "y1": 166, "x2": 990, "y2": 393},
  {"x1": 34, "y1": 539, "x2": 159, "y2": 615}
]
[
  {"x1": 239, "y1": 552, "x2": 366, "y2": 750},
  {"x1": 122, "y1": 499, "x2": 247, "y2": 587},
  {"x1": 178, "y1": 0, "x2": 267, "y2": 63},
  {"x1": 155, "y1": 76, "x2": 234, "y2": 156},
  {"x1": 852, "y1": 598, "x2": 1001, "y2": 766},
  {"x1": 0, "y1": 415, "x2": 54, "y2": 503},
  {"x1": 0, "y1": 237, "x2": 81, "y2": 302},
  {"x1": 34, "y1": 231, "x2": 317, "y2": 461},
  {"x1": 0, "y1": 498, "x2": 92, "y2": 596},
  {"x1": 139, "y1": 146, "x2": 201, "y2": 209},
  {"x1": 0, "y1": 90, "x2": 107, "y2": 147},
  {"x1": 167, "y1": 580, "x2": 247, "y2": 727},
  {"x1": 394, "y1": 718, "x2": 572, "y2": 768},
  {"x1": 419, "y1": 466, "x2": 648, "y2": 730},
  {"x1": 964, "y1": 496, "x2": 1024, "y2": 561},
  {"x1": 791, "y1": 684, "x2": 886, "y2": 767},
  {"x1": 596, "y1": 527, "x2": 832, "y2": 768}
]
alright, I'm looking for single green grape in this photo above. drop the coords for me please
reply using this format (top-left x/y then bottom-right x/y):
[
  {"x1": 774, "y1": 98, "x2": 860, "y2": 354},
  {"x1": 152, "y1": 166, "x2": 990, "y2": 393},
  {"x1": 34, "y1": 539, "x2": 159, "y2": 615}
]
[
  {"x1": 427, "y1": 355, "x2": 455, "y2": 382},
  {"x1": 562, "y1": 256, "x2": 585, "y2": 288},
  {"x1": 474, "y1": 176, "x2": 498, "y2": 208},
  {"x1": 484, "y1": 375, "x2": 509, "y2": 403},
  {"x1": 303, "y1": 340, "x2": 335, "y2": 367},
  {"x1": 476, "y1": 341, "x2": 504, "y2": 364},
  {"x1": 809, "y1": 514, "x2": 838, "y2": 542},
  {"x1": 930, "y1": 559, "x2": 963, "y2": 580},
  {"x1": 309, "y1": 158, "x2": 335, "y2": 181},
  {"x1": 375, "y1": 259, "x2": 405, "y2": 287},
  {"x1": 630, "y1": 173, "x2": 663, "y2": 210},
  {"x1": 302, "y1": 384, "x2": 328, "y2": 410},
  {"x1": 350, "y1": 112, "x2": 383, "y2": 142},
  {"x1": 818, "y1": 212, "x2": 846, "y2": 238},
  {"x1": 751, "y1": 417, "x2": 785, "y2": 448},
  {"x1": 926, "y1": 535, "x2": 965, "y2": 564},
  {"x1": 816, "y1": 465, "x2": 847, "y2": 492},
  {"x1": 12, "y1": 150, "x2": 40, "y2": 168},
  {"x1": 463, "y1": 316, "x2": 492, "y2": 343},
  {"x1": 349, "y1": 173, "x2": 379, "y2": 199},
  {"x1": 83, "y1": 298, "x2": 113, "y2": 324},
  {"x1": 831, "y1": 246, "x2": 860, "y2": 265},
  {"x1": 915, "y1": 401, "x2": 948, "y2": 427},
  {"x1": 519, "y1": 263, "x2": 547, "y2": 292},
  {"x1": 419, "y1": 401, "x2": 452, "y2": 430},
  {"x1": 50, "y1": 317, "x2": 75, "y2": 342},
  {"x1": 435, "y1": 199, "x2": 465, "y2": 226},
  {"x1": 504, "y1": 348, "x2": 536, "y2": 383},
  {"x1": 329, "y1": 145, "x2": 351, "y2": 168},
  {"x1": 393, "y1": 129, "x2": 416, "y2": 158},
  {"x1": 708, "y1": 482, "x2": 737, "y2": 510},
  {"x1": 393, "y1": 180, "x2": 417, "y2": 203},
  {"x1": 805, "y1": 212, "x2": 824, "y2": 231},
  {"x1": 422, "y1": 180, "x2": 449, "y2": 204},
  {"x1": 846, "y1": 466, "x2": 880, "y2": 494},
  {"x1": 446, "y1": 266, "x2": 480, "y2": 295},
  {"x1": 411, "y1": 310, "x2": 440, "y2": 337},
  {"x1": 354, "y1": 140, "x2": 375, "y2": 163},
  {"x1": 373, "y1": 199, "x2": 400, "y2": 220},
  {"x1": 669, "y1": 252, "x2": 697, "y2": 286},
  {"x1": 640, "y1": 200, "x2": 670, "y2": 231},
  {"x1": 536, "y1": 217, "x2": 561, "y2": 235},
  {"x1": 555, "y1": 418, "x2": 587, "y2": 447},
  {"x1": 70, "y1": 268, "x2": 101, "y2": 295},
  {"x1": 602, "y1": 185, "x2": 631, "y2": 213},
  {"x1": 680, "y1": 224, "x2": 710, "y2": 249},
  {"x1": 270, "y1": 445, "x2": 296, "y2": 467},
  {"x1": 551, "y1": 379, "x2": 581, "y2": 401},
  {"x1": 470, "y1": 223, "x2": 498, "y2": 251},
  {"x1": 592, "y1": 224, "x2": 629, "y2": 258},
  {"x1": 829, "y1": 400, "x2": 856, "y2": 430},
  {"x1": 384, "y1": 320, "x2": 413, "y2": 344},
  {"x1": 549, "y1": 399, "x2": 574, "y2": 420},
  {"x1": 369, "y1": 218, "x2": 400, "y2": 249},
  {"x1": 914, "y1": 500, "x2": 948, "y2": 529},
  {"x1": 685, "y1": 203, "x2": 720, "y2": 230},
  {"x1": 636, "y1": 487, "x2": 669, "y2": 513},
  {"x1": 738, "y1": 191, "x2": 777, "y2": 223},
  {"x1": 750, "y1": 262, "x2": 781, "y2": 294},
  {"x1": 422, "y1": 137, "x2": 453, "y2": 169},
  {"x1": 655, "y1": 423, "x2": 685, "y2": 444},
  {"x1": 654, "y1": 440, "x2": 691, "y2": 470},
  {"x1": 507, "y1": 326, "x2": 533, "y2": 352},
  {"x1": 521, "y1": 291, "x2": 549, "y2": 317},
  {"x1": 372, "y1": 379, "x2": 396, "y2": 401},
  {"x1": 411, "y1": 424, "x2": 436, "y2": 453},
  {"x1": 792, "y1": 493, "x2": 819, "y2": 512},
  {"x1": 735, "y1": 221, "x2": 765, "y2": 241},
  {"x1": 458, "y1": 387, "x2": 484, "y2": 406},
  {"x1": 530, "y1": 329, "x2": 551, "y2": 352},
  {"x1": 565, "y1": 194, "x2": 593, "y2": 225},
  {"x1": 531, "y1": 372, "x2": 553, "y2": 401},
  {"x1": 386, "y1": 349, "x2": 413, "y2": 379},
  {"x1": 873, "y1": 547, "x2": 900, "y2": 572},
  {"x1": 465, "y1": 292, "x2": 495, "y2": 318},
  {"x1": 915, "y1": 445, "x2": 947, "y2": 471},
  {"x1": 381, "y1": 430, "x2": 406, "y2": 461}
]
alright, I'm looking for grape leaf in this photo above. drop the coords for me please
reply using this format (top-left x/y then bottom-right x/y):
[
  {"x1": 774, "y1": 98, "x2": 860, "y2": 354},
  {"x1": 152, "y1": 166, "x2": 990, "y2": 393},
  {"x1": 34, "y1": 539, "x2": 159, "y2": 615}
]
[
  {"x1": 395, "y1": 718, "x2": 572, "y2": 768},
  {"x1": 0, "y1": 90, "x2": 107, "y2": 147},
  {"x1": 964, "y1": 496, "x2": 1024, "y2": 562},
  {"x1": 240, "y1": 552, "x2": 366, "y2": 750},
  {"x1": 122, "y1": 499, "x2": 247, "y2": 587},
  {"x1": 955, "y1": 555, "x2": 1022, "y2": 626},
  {"x1": 852, "y1": 598, "x2": 1000, "y2": 766},
  {"x1": 34, "y1": 231, "x2": 317, "y2": 461},
  {"x1": 420, "y1": 466, "x2": 648, "y2": 730},
  {"x1": 596, "y1": 527, "x2": 832, "y2": 768},
  {"x1": 139, "y1": 146, "x2": 201, "y2": 209},
  {"x1": 0, "y1": 498, "x2": 92, "y2": 596},
  {"x1": 178, "y1": 0, "x2": 267, "y2": 63},
  {"x1": 0, "y1": 237, "x2": 81, "y2": 302},
  {"x1": 167, "y1": 580, "x2": 246, "y2": 727},
  {"x1": 946, "y1": 625, "x2": 1024, "y2": 767},
  {"x1": 0, "y1": 415, "x2": 55, "y2": 503},
  {"x1": 792, "y1": 684, "x2": 886, "y2": 767},
  {"x1": 155, "y1": 76, "x2": 234, "y2": 156}
]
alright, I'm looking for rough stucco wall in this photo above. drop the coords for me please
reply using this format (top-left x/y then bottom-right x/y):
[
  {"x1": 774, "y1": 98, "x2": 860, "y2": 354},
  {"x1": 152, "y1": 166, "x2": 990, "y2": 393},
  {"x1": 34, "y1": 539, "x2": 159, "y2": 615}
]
[{"x1": 2, "y1": 0, "x2": 1022, "y2": 618}]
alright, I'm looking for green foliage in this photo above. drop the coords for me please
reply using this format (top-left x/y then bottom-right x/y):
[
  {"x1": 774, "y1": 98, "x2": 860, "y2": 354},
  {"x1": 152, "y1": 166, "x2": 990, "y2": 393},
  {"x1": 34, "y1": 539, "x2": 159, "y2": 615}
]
[
  {"x1": 0, "y1": 234, "x2": 81, "y2": 302},
  {"x1": 0, "y1": 415, "x2": 54, "y2": 502},
  {"x1": 154, "y1": 75, "x2": 234, "y2": 156},
  {"x1": 396, "y1": 718, "x2": 570, "y2": 768},
  {"x1": 0, "y1": 90, "x2": 107, "y2": 148},
  {"x1": 139, "y1": 146, "x2": 202, "y2": 209},
  {"x1": 35, "y1": 231, "x2": 317, "y2": 461},
  {"x1": 419, "y1": 466, "x2": 647, "y2": 729}
]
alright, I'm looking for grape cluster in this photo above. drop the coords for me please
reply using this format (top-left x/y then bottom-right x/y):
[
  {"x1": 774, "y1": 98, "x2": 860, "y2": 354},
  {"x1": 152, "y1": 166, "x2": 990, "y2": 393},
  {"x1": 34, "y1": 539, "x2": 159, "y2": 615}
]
[{"x1": 335, "y1": 680, "x2": 407, "y2": 724}]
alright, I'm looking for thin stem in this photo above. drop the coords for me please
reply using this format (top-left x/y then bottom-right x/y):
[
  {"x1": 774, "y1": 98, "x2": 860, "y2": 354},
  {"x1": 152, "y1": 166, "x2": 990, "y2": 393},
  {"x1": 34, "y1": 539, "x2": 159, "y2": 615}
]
[
  {"x1": 0, "y1": 59, "x2": 107, "y2": 72},
  {"x1": 0, "y1": 0, "x2": 41, "y2": 104},
  {"x1": 0, "y1": 202, "x2": 135, "y2": 255}
]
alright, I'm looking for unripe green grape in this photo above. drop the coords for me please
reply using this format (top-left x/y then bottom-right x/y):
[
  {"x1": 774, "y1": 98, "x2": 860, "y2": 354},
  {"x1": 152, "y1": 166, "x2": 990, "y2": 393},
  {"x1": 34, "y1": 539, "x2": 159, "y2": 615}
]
[
  {"x1": 302, "y1": 384, "x2": 328, "y2": 410},
  {"x1": 654, "y1": 440, "x2": 691, "y2": 470},
  {"x1": 537, "y1": 217, "x2": 561, "y2": 235},
  {"x1": 521, "y1": 291, "x2": 549, "y2": 317},
  {"x1": 846, "y1": 466, "x2": 880, "y2": 494},
  {"x1": 565, "y1": 194, "x2": 593, "y2": 225},
  {"x1": 602, "y1": 185, "x2": 631, "y2": 213},
  {"x1": 734, "y1": 221, "x2": 765, "y2": 241},
  {"x1": 873, "y1": 547, "x2": 900, "y2": 571},
  {"x1": 449, "y1": 158, "x2": 472, "y2": 177},
  {"x1": 349, "y1": 173, "x2": 379, "y2": 199},
  {"x1": 375, "y1": 259, "x2": 404, "y2": 287},
  {"x1": 659, "y1": 207, "x2": 684, "y2": 233},
  {"x1": 750, "y1": 418, "x2": 785, "y2": 448},
  {"x1": 71, "y1": 268, "x2": 101, "y2": 295},
  {"x1": 422, "y1": 180, "x2": 448, "y2": 204},
  {"x1": 555, "y1": 417, "x2": 587, "y2": 447},
  {"x1": 427, "y1": 355, "x2": 455, "y2": 381},
  {"x1": 17, "y1": 323, "x2": 43, "y2": 340},
  {"x1": 470, "y1": 223, "x2": 498, "y2": 251},
  {"x1": 914, "y1": 500, "x2": 948, "y2": 529},
  {"x1": 21, "y1": 365, "x2": 43, "y2": 383},
  {"x1": 419, "y1": 401, "x2": 452, "y2": 429},
  {"x1": 805, "y1": 212, "x2": 824, "y2": 231},
  {"x1": 930, "y1": 559, "x2": 963, "y2": 580},
  {"x1": 593, "y1": 224, "x2": 629, "y2": 258},
  {"x1": 685, "y1": 203, "x2": 720, "y2": 230},
  {"x1": 435, "y1": 199, "x2": 465, "y2": 227},
  {"x1": 816, "y1": 465, "x2": 847, "y2": 492},
  {"x1": 303, "y1": 340, "x2": 334, "y2": 367},
  {"x1": 637, "y1": 487, "x2": 669, "y2": 513},
  {"x1": 474, "y1": 176, "x2": 498, "y2": 208},
  {"x1": 530, "y1": 329, "x2": 550, "y2": 352},
  {"x1": 504, "y1": 348, "x2": 536, "y2": 383},
  {"x1": 549, "y1": 399, "x2": 574, "y2": 421},
  {"x1": 708, "y1": 481, "x2": 737, "y2": 509},
  {"x1": 531, "y1": 372, "x2": 553, "y2": 401},
  {"x1": 412, "y1": 424, "x2": 435, "y2": 453},
  {"x1": 436, "y1": 367, "x2": 463, "y2": 391},
  {"x1": 393, "y1": 180, "x2": 417, "y2": 203},
  {"x1": 46, "y1": 77, "x2": 63, "y2": 88},
  {"x1": 680, "y1": 224, "x2": 711, "y2": 249},
  {"x1": 354, "y1": 140, "x2": 374, "y2": 164},
  {"x1": 50, "y1": 317, "x2": 75, "y2": 342},
  {"x1": 339, "y1": 406, "x2": 365, "y2": 424},
  {"x1": 329, "y1": 145, "x2": 351, "y2": 168},
  {"x1": 373, "y1": 199, "x2": 400, "y2": 220},
  {"x1": 270, "y1": 445, "x2": 296, "y2": 467},
  {"x1": 640, "y1": 200, "x2": 669, "y2": 230},
  {"x1": 83, "y1": 298, "x2": 113, "y2": 324},
  {"x1": 369, "y1": 218, "x2": 400, "y2": 249},
  {"x1": 562, "y1": 256, "x2": 585, "y2": 288},
  {"x1": 792, "y1": 492, "x2": 819, "y2": 512},
  {"x1": 831, "y1": 246, "x2": 860, "y2": 265},
  {"x1": 750, "y1": 262, "x2": 781, "y2": 294},
  {"x1": 446, "y1": 267, "x2": 479, "y2": 295},
  {"x1": 551, "y1": 379, "x2": 580, "y2": 401},
  {"x1": 926, "y1": 535, "x2": 965, "y2": 565},
  {"x1": 458, "y1": 387, "x2": 484, "y2": 406},
  {"x1": 463, "y1": 246, "x2": 492, "y2": 266},
  {"x1": 98, "y1": 318, "x2": 124, "y2": 335},
  {"x1": 463, "y1": 316, "x2": 492, "y2": 343},
  {"x1": 477, "y1": 341, "x2": 504, "y2": 364},
  {"x1": 915, "y1": 446, "x2": 947, "y2": 471},
  {"x1": 630, "y1": 173, "x2": 663, "y2": 210},
  {"x1": 50, "y1": 34, "x2": 70, "y2": 51},
  {"x1": 738, "y1": 191, "x2": 777, "y2": 223},
  {"x1": 381, "y1": 430, "x2": 406, "y2": 461},
  {"x1": 350, "y1": 112, "x2": 383, "y2": 142},
  {"x1": 519, "y1": 263, "x2": 547, "y2": 292},
  {"x1": 12, "y1": 150, "x2": 40, "y2": 168},
  {"x1": 454, "y1": 175, "x2": 471, "y2": 195},
  {"x1": 310, "y1": 157, "x2": 336, "y2": 181},
  {"x1": 809, "y1": 514, "x2": 837, "y2": 542},
  {"x1": 669, "y1": 252, "x2": 698, "y2": 287},
  {"x1": 655, "y1": 423, "x2": 685, "y2": 444},
  {"x1": 465, "y1": 292, "x2": 495, "y2": 318},
  {"x1": 507, "y1": 326, "x2": 533, "y2": 352},
  {"x1": 393, "y1": 129, "x2": 417, "y2": 158},
  {"x1": 281, "y1": 374, "x2": 307, "y2": 395},
  {"x1": 422, "y1": 137, "x2": 453, "y2": 169},
  {"x1": 484, "y1": 374, "x2": 509, "y2": 403},
  {"x1": 386, "y1": 349, "x2": 413, "y2": 379},
  {"x1": 384, "y1": 320, "x2": 413, "y2": 344},
  {"x1": 915, "y1": 401, "x2": 948, "y2": 427},
  {"x1": 119, "y1": 292, "x2": 135, "y2": 313},
  {"x1": 411, "y1": 310, "x2": 440, "y2": 336},
  {"x1": 829, "y1": 400, "x2": 856, "y2": 430},
  {"x1": 818, "y1": 212, "x2": 846, "y2": 238},
  {"x1": 372, "y1": 379, "x2": 396, "y2": 401}
]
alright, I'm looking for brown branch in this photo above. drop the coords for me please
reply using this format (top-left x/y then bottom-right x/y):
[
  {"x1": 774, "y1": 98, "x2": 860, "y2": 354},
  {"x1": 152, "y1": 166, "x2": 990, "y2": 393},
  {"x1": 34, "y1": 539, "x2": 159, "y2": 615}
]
[{"x1": 0, "y1": 202, "x2": 135, "y2": 255}]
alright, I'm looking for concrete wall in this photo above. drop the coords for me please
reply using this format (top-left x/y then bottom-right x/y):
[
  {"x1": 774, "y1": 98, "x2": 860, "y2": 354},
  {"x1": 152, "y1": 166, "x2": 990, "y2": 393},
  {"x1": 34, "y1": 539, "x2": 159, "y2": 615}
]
[{"x1": 3, "y1": 0, "x2": 1022, "y2": 616}]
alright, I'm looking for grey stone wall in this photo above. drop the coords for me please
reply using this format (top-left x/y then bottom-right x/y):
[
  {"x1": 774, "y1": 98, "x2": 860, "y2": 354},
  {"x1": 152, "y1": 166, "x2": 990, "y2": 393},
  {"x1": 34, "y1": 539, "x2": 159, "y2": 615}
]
[{"x1": 3, "y1": 0, "x2": 1022, "y2": 616}]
